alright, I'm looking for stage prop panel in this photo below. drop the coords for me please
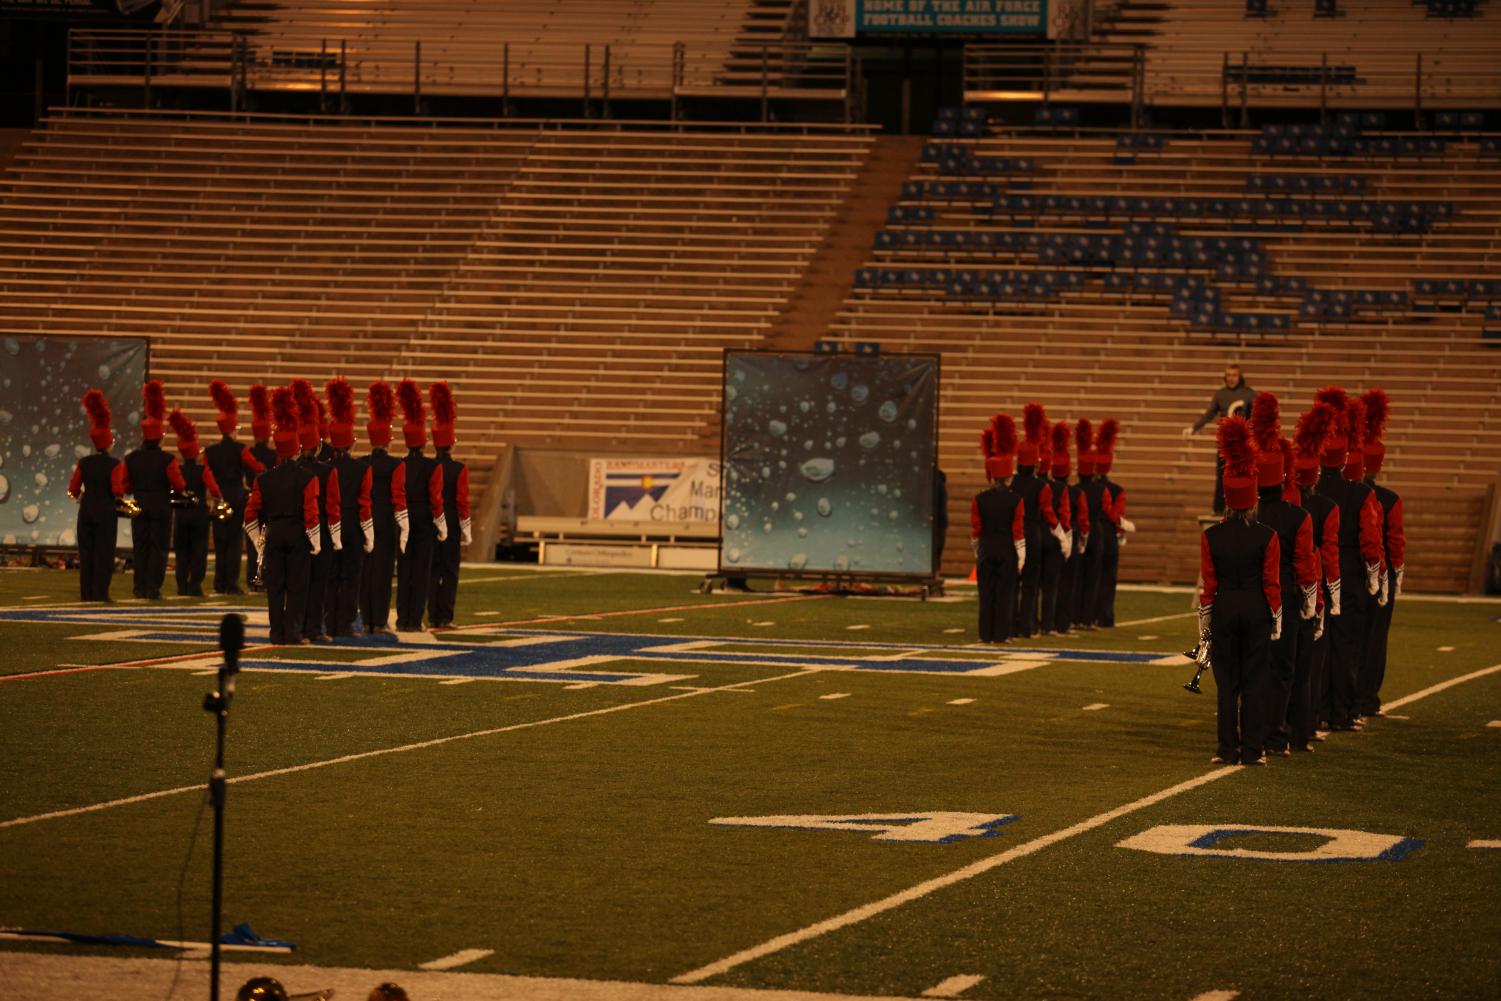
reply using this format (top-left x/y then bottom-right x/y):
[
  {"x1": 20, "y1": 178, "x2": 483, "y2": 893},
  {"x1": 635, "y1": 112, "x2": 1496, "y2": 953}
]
[
  {"x1": 0, "y1": 336, "x2": 149, "y2": 547},
  {"x1": 719, "y1": 351, "x2": 939, "y2": 578}
]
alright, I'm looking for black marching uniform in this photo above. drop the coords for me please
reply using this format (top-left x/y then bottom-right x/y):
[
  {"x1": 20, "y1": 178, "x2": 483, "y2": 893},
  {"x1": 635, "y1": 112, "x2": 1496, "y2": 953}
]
[
  {"x1": 1039, "y1": 473, "x2": 1071, "y2": 634},
  {"x1": 245, "y1": 461, "x2": 319, "y2": 645},
  {"x1": 971, "y1": 483, "x2": 1025, "y2": 644},
  {"x1": 300, "y1": 453, "x2": 338, "y2": 640},
  {"x1": 360, "y1": 447, "x2": 405, "y2": 633},
  {"x1": 327, "y1": 453, "x2": 372, "y2": 637},
  {"x1": 1094, "y1": 475, "x2": 1124, "y2": 628},
  {"x1": 70, "y1": 452, "x2": 119, "y2": 601},
  {"x1": 1199, "y1": 518, "x2": 1282, "y2": 764},
  {"x1": 1319, "y1": 465, "x2": 1384, "y2": 729},
  {"x1": 1074, "y1": 473, "x2": 1108, "y2": 629},
  {"x1": 427, "y1": 451, "x2": 467, "y2": 628},
  {"x1": 1010, "y1": 467, "x2": 1047, "y2": 638},
  {"x1": 115, "y1": 441, "x2": 183, "y2": 599},
  {"x1": 172, "y1": 459, "x2": 215, "y2": 596},
  {"x1": 244, "y1": 441, "x2": 278, "y2": 588},
  {"x1": 205, "y1": 436, "x2": 258, "y2": 593},
  {"x1": 1057, "y1": 477, "x2": 1088, "y2": 634},
  {"x1": 396, "y1": 449, "x2": 442, "y2": 631},
  {"x1": 1258, "y1": 485, "x2": 1319, "y2": 753}
]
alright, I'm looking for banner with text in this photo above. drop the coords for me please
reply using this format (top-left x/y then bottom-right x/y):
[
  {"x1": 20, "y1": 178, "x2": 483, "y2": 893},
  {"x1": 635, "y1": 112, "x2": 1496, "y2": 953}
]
[
  {"x1": 811, "y1": 0, "x2": 1049, "y2": 36},
  {"x1": 588, "y1": 458, "x2": 721, "y2": 527}
]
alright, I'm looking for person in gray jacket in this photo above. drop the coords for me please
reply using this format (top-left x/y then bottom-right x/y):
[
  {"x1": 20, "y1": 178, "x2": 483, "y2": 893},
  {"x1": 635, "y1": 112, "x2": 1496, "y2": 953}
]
[{"x1": 1182, "y1": 364, "x2": 1257, "y2": 512}]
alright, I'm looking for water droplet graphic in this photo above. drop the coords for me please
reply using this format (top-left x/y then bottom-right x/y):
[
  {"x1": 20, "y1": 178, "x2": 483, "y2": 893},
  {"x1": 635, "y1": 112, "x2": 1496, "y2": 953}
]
[
  {"x1": 59, "y1": 528, "x2": 76, "y2": 546},
  {"x1": 792, "y1": 510, "x2": 804, "y2": 521},
  {"x1": 0, "y1": 410, "x2": 12, "y2": 425},
  {"x1": 21, "y1": 503, "x2": 40, "y2": 523},
  {"x1": 907, "y1": 418, "x2": 918, "y2": 431},
  {"x1": 876, "y1": 484, "x2": 888, "y2": 495},
  {"x1": 98, "y1": 364, "x2": 112, "y2": 380},
  {"x1": 835, "y1": 436, "x2": 847, "y2": 447},
  {"x1": 785, "y1": 492, "x2": 797, "y2": 502},
  {"x1": 826, "y1": 401, "x2": 837, "y2": 415},
  {"x1": 760, "y1": 465, "x2": 772, "y2": 478},
  {"x1": 851, "y1": 384, "x2": 869, "y2": 404},
  {"x1": 800, "y1": 458, "x2": 835, "y2": 483},
  {"x1": 0, "y1": 474, "x2": 8, "y2": 501},
  {"x1": 770, "y1": 501, "x2": 779, "y2": 512},
  {"x1": 878, "y1": 401, "x2": 899, "y2": 423},
  {"x1": 859, "y1": 432, "x2": 881, "y2": 450},
  {"x1": 798, "y1": 401, "x2": 811, "y2": 413},
  {"x1": 34, "y1": 472, "x2": 48, "y2": 488},
  {"x1": 725, "y1": 384, "x2": 738, "y2": 401},
  {"x1": 803, "y1": 439, "x2": 814, "y2": 451},
  {"x1": 762, "y1": 521, "x2": 773, "y2": 534},
  {"x1": 2, "y1": 339, "x2": 17, "y2": 356},
  {"x1": 75, "y1": 445, "x2": 89, "y2": 458},
  {"x1": 831, "y1": 372, "x2": 849, "y2": 391},
  {"x1": 43, "y1": 444, "x2": 61, "y2": 458},
  {"x1": 788, "y1": 553, "x2": 807, "y2": 570},
  {"x1": 833, "y1": 554, "x2": 849, "y2": 571},
  {"x1": 888, "y1": 510, "x2": 899, "y2": 521},
  {"x1": 21, "y1": 445, "x2": 31, "y2": 458},
  {"x1": 816, "y1": 497, "x2": 833, "y2": 517},
  {"x1": 726, "y1": 547, "x2": 742, "y2": 563},
  {"x1": 797, "y1": 527, "x2": 808, "y2": 538},
  {"x1": 725, "y1": 513, "x2": 741, "y2": 530}
]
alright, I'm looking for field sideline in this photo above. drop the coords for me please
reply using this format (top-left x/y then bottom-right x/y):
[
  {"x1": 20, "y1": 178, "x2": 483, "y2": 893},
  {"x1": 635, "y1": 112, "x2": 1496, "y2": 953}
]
[{"x1": 0, "y1": 564, "x2": 1498, "y2": 1001}]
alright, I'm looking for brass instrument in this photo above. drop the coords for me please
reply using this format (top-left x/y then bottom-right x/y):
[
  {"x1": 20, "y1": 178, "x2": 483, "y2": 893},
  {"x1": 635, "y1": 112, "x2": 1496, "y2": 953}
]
[
  {"x1": 1183, "y1": 642, "x2": 1211, "y2": 694},
  {"x1": 170, "y1": 490, "x2": 199, "y2": 510},
  {"x1": 210, "y1": 497, "x2": 233, "y2": 520},
  {"x1": 114, "y1": 496, "x2": 142, "y2": 519}
]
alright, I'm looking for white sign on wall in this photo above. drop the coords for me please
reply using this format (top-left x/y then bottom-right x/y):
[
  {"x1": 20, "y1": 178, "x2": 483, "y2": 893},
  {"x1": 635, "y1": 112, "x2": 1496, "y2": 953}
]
[{"x1": 587, "y1": 458, "x2": 721, "y2": 526}]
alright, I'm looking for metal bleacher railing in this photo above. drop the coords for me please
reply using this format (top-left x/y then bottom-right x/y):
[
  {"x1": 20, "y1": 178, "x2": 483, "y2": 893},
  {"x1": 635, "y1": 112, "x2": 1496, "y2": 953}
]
[
  {"x1": 964, "y1": 42, "x2": 1501, "y2": 120},
  {"x1": 66, "y1": 28, "x2": 854, "y2": 120}
]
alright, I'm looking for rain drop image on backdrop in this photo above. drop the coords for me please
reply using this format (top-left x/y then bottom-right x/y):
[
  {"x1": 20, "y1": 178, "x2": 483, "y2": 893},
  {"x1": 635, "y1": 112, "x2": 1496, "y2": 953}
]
[{"x1": 719, "y1": 351, "x2": 938, "y2": 576}]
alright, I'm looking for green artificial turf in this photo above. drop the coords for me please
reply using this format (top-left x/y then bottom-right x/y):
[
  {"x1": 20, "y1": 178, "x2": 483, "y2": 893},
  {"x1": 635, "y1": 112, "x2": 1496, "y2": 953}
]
[{"x1": 0, "y1": 563, "x2": 1497, "y2": 999}]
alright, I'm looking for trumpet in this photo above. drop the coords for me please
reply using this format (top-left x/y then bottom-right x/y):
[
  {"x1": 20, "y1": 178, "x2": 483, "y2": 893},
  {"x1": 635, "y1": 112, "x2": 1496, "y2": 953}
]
[
  {"x1": 1183, "y1": 642, "x2": 1211, "y2": 694},
  {"x1": 114, "y1": 496, "x2": 142, "y2": 519},
  {"x1": 210, "y1": 497, "x2": 233, "y2": 521}
]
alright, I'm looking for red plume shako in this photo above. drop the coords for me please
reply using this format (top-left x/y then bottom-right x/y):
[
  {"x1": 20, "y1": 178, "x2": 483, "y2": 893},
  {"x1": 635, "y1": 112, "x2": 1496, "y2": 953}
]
[
  {"x1": 248, "y1": 384, "x2": 271, "y2": 441},
  {"x1": 141, "y1": 380, "x2": 167, "y2": 442},
  {"x1": 429, "y1": 382, "x2": 457, "y2": 449},
  {"x1": 1074, "y1": 418, "x2": 1095, "y2": 476},
  {"x1": 1093, "y1": 418, "x2": 1119, "y2": 476},
  {"x1": 1018, "y1": 402, "x2": 1047, "y2": 468},
  {"x1": 290, "y1": 379, "x2": 321, "y2": 453},
  {"x1": 83, "y1": 389, "x2": 114, "y2": 450},
  {"x1": 271, "y1": 386, "x2": 300, "y2": 459},
  {"x1": 1360, "y1": 387, "x2": 1390, "y2": 475},
  {"x1": 367, "y1": 381, "x2": 395, "y2": 448},
  {"x1": 1249, "y1": 391, "x2": 1283, "y2": 488},
  {"x1": 1217, "y1": 415, "x2": 1259, "y2": 511},
  {"x1": 397, "y1": 379, "x2": 426, "y2": 449},
  {"x1": 1049, "y1": 420, "x2": 1071, "y2": 478},
  {"x1": 168, "y1": 408, "x2": 200, "y2": 460},
  {"x1": 1314, "y1": 386, "x2": 1350, "y2": 467},
  {"x1": 1342, "y1": 396, "x2": 1367, "y2": 480},
  {"x1": 325, "y1": 378, "x2": 356, "y2": 449},
  {"x1": 210, "y1": 379, "x2": 238, "y2": 436},
  {"x1": 986, "y1": 412, "x2": 1016, "y2": 480},
  {"x1": 1292, "y1": 402, "x2": 1334, "y2": 487}
]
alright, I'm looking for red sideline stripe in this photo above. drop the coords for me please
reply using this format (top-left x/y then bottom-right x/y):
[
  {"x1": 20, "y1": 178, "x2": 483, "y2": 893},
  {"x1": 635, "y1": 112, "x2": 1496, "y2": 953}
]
[{"x1": 439, "y1": 593, "x2": 832, "y2": 634}]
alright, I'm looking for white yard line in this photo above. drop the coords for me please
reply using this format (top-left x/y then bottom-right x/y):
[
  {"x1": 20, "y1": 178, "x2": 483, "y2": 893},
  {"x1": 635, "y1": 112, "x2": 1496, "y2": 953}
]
[
  {"x1": 0, "y1": 668, "x2": 821, "y2": 832},
  {"x1": 1082, "y1": 703, "x2": 1109, "y2": 711},
  {"x1": 946, "y1": 699, "x2": 975, "y2": 706},
  {"x1": 1188, "y1": 992, "x2": 1241, "y2": 1001},
  {"x1": 818, "y1": 693, "x2": 852, "y2": 701},
  {"x1": 920, "y1": 973, "x2": 985, "y2": 997},
  {"x1": 418, "y1": 948, "x2": 495, "y2": 971},
  {"x1": 1113, "y1": 611, "x2": 1195, "y2": 628},
  {"x1": 1468, "y1": 840, "x2": 1501, "y2": 849},
  {"x1": 672, "y1": 659, "x2": 1501, "y2": 986}
]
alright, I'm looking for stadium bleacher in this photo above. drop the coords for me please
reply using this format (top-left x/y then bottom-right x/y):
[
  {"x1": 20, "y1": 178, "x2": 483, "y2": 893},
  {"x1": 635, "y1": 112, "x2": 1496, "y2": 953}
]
[
  {"x1": 0, "y1": 108, "x2": 873, "y2": 508},
  {"x1": 833, "y1": 125, "x2": 1501, "y2": 591}
]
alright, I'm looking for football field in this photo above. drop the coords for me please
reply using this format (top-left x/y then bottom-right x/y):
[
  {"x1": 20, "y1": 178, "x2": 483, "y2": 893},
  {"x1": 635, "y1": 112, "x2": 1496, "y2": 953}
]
[{"x1": 0, "y1": 565, "x2": 1498, "y2": 1000}]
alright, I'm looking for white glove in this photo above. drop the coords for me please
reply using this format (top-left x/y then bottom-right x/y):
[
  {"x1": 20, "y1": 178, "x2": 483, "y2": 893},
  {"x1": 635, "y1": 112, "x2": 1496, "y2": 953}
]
[
  {"x1": 330, "y1": 520, "x2": 343, "y2": 552},
  {"x1": 969, "y1": 537, "x2": 979, "y2": 559},
  {"x1": 1365, "y1": 561, "x2": 1380, "y2": 595},
  {"x1": 1300, "y1": 583, "x2": 1317, "y2": 621},
  {"x1": 1120, "y1": 517, "x2": 1136, "y2": 533},
  {"x1": 1014, "y1": 538, "x2": 1026, "y2": 576},
  {"x1": 362, "y1": 518, "x2": 374, "y2": 553},
  {"x1": 1314, "y1": 606, "x2": 1325, "y2": 641},
  {"x1": 460, "y1": 516, "x2": 472, "y2": 548},
  {"x1": 1271, "y1": 607, "x2": 1283, "y2": 642},
  {"x1": 435, "y1": 515, "x2": 449, "y2": 543},
  {"x1": 396, "y1": 509, "x2": 410, "y2": 554},
  {"x1": 1060, "y1": 530, "x2": 1072, "y2": 560},
  {"x1": 1394, "y1": 565, "x2": 1404, "y2": 599},
  {"x1": 1080, "y1": 532, "x2": 1090, "y2": 555},
  {"x1": 1377, "y1": 568, "x2": 1389, "y2": 607},
  {"x1": 1181, "y1": 426, "x2": 1195, "y2": 439},
  {"x1": 1117, "y1": 531, "x2": 1128, "y2": 547},
  {"x1": 1328, "y1": 578, "x2": 1341, "y2": 617},
  {"x1": 307, "y1": 527, "x2": 321, "y2": 557}
]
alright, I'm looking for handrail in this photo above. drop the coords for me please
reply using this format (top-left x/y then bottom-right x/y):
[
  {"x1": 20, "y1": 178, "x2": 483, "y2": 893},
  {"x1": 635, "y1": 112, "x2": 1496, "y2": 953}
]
[{"x1": 66, "y1": 28, "x2": 850, "y2": 114}]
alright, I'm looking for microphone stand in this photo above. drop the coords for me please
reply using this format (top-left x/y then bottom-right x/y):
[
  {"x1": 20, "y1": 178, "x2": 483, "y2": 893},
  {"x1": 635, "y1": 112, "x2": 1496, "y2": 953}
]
[{"x1": 203, "y1": 614, "x2": 245, "y2": 1001}]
